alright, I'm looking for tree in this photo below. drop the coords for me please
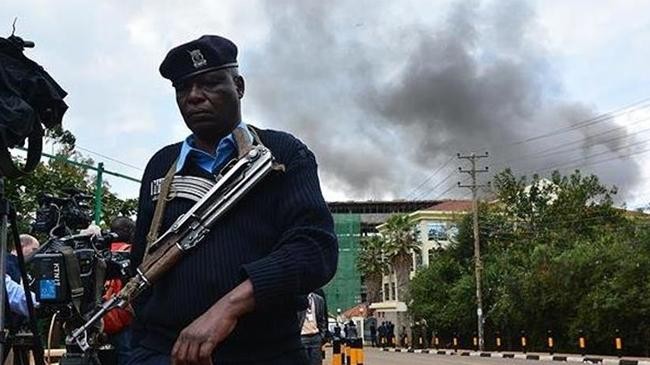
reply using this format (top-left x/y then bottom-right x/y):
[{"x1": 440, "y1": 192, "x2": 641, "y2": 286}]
[
  {"x1": 409, "y1": 169, "x2": 650, "y2": 355},
  {"x1": 493, "y1": 169, "x2": 623, "y2": 244},
  {"x1": 383, "y1": 214, "x2": 419, "y2": 304},
  {"x1": 382, "y1": 213, "x2": 419, "y2": 338},
  {"x1": 6, "y1": 136, "x2": 138, "y2": 238},
  {"x1": 357, "y1": 235, "x2": 389, "y2": 304},
  {"x1": 410, "y1": 250, "x2": 474, "y2": 339}
]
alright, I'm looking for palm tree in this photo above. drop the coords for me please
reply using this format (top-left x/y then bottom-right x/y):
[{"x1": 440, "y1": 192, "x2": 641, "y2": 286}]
[
  {"x1": 357, "y1": 235, "x2": 389, "y2": 304},
  {"x1": 383, "y1": 213, "x2": 420, "y2": 339},
  {"x1": 383, "y1": 214, "x2": 419, "y2": 303}
]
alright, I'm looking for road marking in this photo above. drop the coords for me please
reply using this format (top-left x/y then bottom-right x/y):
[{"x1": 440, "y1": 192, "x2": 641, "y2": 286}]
[{"x1": 379, "y1": 348, "x2": 648, "y2": 365}]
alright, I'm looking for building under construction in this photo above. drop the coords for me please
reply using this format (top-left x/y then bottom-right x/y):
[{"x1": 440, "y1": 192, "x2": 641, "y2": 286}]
[{"x1": 323, "y1": 200, "x2": 439, "y2": 315}]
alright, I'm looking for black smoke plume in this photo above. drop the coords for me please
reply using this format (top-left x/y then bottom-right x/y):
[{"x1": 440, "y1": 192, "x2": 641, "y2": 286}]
[{"x1": 245, "y1": 0, "x2": 641, "y2": 202}]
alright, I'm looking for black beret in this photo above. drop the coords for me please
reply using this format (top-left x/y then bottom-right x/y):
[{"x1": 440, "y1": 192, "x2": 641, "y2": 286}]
[{"x1": 159, "y1": 35, "x2": 238, "y2": 86}]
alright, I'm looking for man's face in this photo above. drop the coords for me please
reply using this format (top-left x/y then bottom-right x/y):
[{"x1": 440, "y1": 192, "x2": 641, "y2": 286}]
[
  {"x1": 23, "y1": 242, "x2": 39, "y2": 257},
  {"x1": 175, "y1": 69, "x2": 244, "y2": 143}
]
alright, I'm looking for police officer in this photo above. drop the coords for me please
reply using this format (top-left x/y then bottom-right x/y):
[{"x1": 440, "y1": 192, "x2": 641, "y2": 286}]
[{"x1": 128, "y1": 35, "x2": 338, "y2": 365}]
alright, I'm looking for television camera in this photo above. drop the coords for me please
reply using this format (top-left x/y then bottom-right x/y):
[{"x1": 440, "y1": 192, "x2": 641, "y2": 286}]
[{"x1": 28, "y1": 189, "x2": 131, "y2": 364}]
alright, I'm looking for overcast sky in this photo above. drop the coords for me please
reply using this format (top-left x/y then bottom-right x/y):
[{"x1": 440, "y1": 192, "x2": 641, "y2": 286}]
[{"x1": 3, "y1": 0, "x2": 650, "y2": 208}]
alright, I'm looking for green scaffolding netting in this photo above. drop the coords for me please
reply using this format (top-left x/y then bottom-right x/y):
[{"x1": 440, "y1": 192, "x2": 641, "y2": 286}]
[{"x1": 323, "y1": 213, "x2": 362, "y2": 315}]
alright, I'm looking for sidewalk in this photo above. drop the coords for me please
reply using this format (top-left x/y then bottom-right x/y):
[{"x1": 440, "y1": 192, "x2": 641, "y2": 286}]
[{"x1": 380, "y1": 347, "x2": 650, "y2": 365}]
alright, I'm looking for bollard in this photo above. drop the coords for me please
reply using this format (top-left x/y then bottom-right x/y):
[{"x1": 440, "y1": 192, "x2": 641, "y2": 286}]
[
  {"x1": 521, "y1": 331, "x2": 527, "y2": 354},
  {"x1": 615, "y1": 329, "x2": 623, "y2": 358},
  {"x1": 345, "y1": 340, "x2": 352, "y2": 365},
  {"x1": 453, "y1": 334, "x2": 459, "y2": 353},
  {"x1": 496, "y1": 331, "x2": 502, "y2": 352},
  {"x1": 473, "y1": 332, "x2": 478, "y2": 351},
  {"x1": 547, "y1": 330, "x2": 554, "y2": 355},
  {"x1": 419, "y1": 336, "x2": 423, "y2": 349},
  {"x1": 355, "y1": 338, "x2": 365, "y2": 365},
  {"x1": 578, "y1": 330, "x2": 586, "y2": 356},
  {"x1": 433, "y1": 335, "x2": 440, "y2": 350},
  {"x1": 332, "y1": 339, "x2": 342, "y2": 365}
]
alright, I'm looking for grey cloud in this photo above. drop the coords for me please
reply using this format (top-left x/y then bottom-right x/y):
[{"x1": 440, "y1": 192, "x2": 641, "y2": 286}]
[
  {"x1": 2, "y1": 0, "x2": 643, "y2": 203},
  {"x1": 242, "y1": 0, "x2": 642, "y2": 201}
]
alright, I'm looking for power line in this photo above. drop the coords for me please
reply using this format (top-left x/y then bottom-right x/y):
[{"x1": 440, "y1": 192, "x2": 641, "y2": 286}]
[
  {"x1": 483, "y1": 99, "x2": 650, "y2": 175},
  {"x1": 478, "y1": 212, "x2": 641, "y2": 231},
  {"x1": 406, "y1": 156, "x2": 455, "y2": 199},
  {"x1": 492, "y1": 116, "x2": 650, "y2": 170},
  {"x1": 405, "y1": 98, "x2": 650, "y2": 202},
  {"x1": 417, "y1": 138, "x2": 648, "y2": 202},
  {"x1": 530, "y1": 115, "x2": 650, "y2": 157},
  {"x1": 478, "y1": 218, "x2": 650, "y2": 238},
  {"x1": 432, "y1": 177, "x2": 466, "y2": 200},
  {"x1": 75, "y1": 145, "x2": 144, "y2": 171},
  {"x1": 508, "y1": 138, "x2": 650, "y2": 177},
  {"x1": 411, "y1": 168, "x2": 457, "y2": 201},
  {"x1": 490, "y1": 97, "x2": 650, "y2": 152},
  {"x1": 483, "y1": 113, "x2": 650, "y2": 187},
  {"x1": 472, "y1": 194, "x2": 650, "y2": 230}
]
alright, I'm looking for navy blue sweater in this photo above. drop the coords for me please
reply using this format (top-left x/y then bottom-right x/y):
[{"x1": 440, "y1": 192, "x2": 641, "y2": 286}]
[{"x1": 131, "y1": 128, "x2": 338, "y2": 363}]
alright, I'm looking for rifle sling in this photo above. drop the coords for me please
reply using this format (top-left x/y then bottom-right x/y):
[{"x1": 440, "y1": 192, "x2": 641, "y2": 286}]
[{"x1": 145, "y1": 160, "x2": 177, "y2": 249}]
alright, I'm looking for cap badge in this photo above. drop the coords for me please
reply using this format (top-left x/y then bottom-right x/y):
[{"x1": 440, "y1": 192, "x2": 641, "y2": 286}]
[{"x1": 188, "y1": 49, "x2": 207, "y2": 68}]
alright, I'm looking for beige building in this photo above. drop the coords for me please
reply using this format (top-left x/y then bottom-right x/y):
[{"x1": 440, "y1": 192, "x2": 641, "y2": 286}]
[{"x1": 370, "y1": 200, "x2": 472, "y2": 322}]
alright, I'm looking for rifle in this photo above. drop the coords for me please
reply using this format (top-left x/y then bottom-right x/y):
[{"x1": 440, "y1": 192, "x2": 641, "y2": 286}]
[{"x1": 69, "y1": 143, "x2": 275, "y2": 351}]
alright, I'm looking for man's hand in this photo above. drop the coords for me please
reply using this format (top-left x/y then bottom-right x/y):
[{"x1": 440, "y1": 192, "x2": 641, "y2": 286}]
[{"x1": 171, "y1": 279, "x2": 255, "y2": 365}]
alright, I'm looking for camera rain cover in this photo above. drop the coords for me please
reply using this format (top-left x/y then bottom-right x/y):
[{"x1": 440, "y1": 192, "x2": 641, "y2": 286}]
[{"x1": 0, "y1": 36, "x2": 68, "y2": 176}]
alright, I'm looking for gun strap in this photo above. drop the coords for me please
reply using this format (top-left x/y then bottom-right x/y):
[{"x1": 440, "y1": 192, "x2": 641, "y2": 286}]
[
  {"x1": 233, "y1": 127, "x2": 253, "y2": 159},
  {"x1": 246, "y1": 125, "x2": 285, "y2": 172},
  {"x1": 145, "y1": 160, "x2": 177, "y2": 248},
  {"x1": 59, "y1": 246, "x2": 84, "y2": 312}
]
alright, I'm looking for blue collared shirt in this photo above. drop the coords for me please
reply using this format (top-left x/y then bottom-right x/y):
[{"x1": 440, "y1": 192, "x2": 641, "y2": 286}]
[
  {"x1": 5, "y1": 274, "x2": 37, "y2": 317},
  {"x1": 176, "y1": 122, "x2": 253, "y2": 174}
]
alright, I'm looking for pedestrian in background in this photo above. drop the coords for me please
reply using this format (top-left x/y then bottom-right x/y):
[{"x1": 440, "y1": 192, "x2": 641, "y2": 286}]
[
  {"x1": 333, "y1": 323, "x2": 341, "y2": 339},
  {"x1": 299, "y1": 291, "x2": 328, "y2": 365},
  {"x1": 370, "y1": 323, "x2": 377, "y2": 347},
  {"x1": 346, "y1": 320, "x2": 358, "y2": 340},
  {"x1": 7, "y1": 234, "x2": 40, "y2": 283},
  {"x1": 387, "y1": 321, "x2": 395, "y2": 347},
  {"x1": 378, "y1": 322, "x2": 386, "y2": 346},
  {"x1": 400, "y1": 326, "x2": 408, "y2": 348},
  {"x1": 102, "y1": 217, "x2": 135, "y2": 365}
]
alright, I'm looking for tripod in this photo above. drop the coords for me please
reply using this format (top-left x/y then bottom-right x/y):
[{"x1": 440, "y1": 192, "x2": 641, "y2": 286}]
[{"x1": 0, "y1": 177, "x2": 45, "y2": 364}]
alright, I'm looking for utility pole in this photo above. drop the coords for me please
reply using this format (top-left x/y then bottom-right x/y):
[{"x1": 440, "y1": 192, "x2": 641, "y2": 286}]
[
  {"x1": 94, "y1": 162, "x2": 105, "y2": 225},
  {"x1": 458, "y1": 152, "x2": 489, "y2": 351}
]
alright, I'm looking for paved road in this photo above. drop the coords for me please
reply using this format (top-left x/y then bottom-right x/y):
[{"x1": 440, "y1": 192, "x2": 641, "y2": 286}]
[{"x1": 327, "y1": 348, "x2": 560, "y2": 365}]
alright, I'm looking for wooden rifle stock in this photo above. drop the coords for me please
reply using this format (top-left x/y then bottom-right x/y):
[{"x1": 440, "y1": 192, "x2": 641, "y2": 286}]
[{"x1": 120, "y1": 231, "x2": 185, "y2": 302}]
